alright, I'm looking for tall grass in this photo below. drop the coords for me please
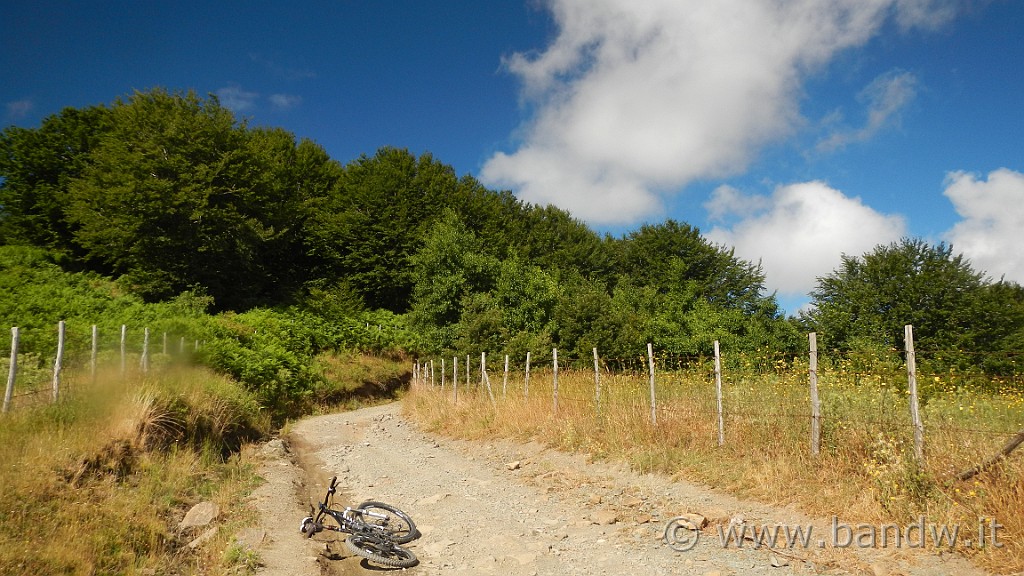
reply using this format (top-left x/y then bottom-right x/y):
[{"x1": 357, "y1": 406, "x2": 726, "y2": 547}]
[
  {"x1": 0, "y1": 362, "x2": 271, "y2": 575},
  {"x1": 404, "y1": 358, "x2": 1024, "y2": 573}
]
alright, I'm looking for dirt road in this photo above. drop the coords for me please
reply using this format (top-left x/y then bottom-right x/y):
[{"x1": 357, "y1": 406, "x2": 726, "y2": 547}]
[{"x1": 247, "y1": 402, "x2": 988, "y2": 575}]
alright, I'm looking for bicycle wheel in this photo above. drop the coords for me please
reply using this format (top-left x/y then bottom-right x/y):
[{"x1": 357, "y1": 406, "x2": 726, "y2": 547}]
[
  {"x1": 345, "y1": 534, "x2": 418, "y2": 568},
  {"x1": 356, "y1": 501, "x2": 420, "y2": 544}
]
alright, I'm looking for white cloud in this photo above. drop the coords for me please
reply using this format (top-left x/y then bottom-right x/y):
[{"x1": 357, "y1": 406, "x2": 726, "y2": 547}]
[
  {"x1": 481, "y1": 0, "x2": 959, "y2": 225},
  {"x1": 705, "y1": 184, "x2": 771, "y2": 222},
  {"x1": 893, "y1": 0, "x2": 960, "y2": 30},
  {"x1": 269, "y1": 93, "x2": 302, "y2": 110},
  {"x1": 816, "y1": 69, "x2": 918, "y2": 152},
  {"x1": 943, "y1": 168, "x2": 1024, "y2": 282},
  {"x1": 705, "y1": 181, "x2": 906, "y2": 299},
  {"x1": 5, "y1": 99, "x2": 33, "y2": 120},
  {"x1": 216, "y1": 85, "x2": 259, "y2": 112}
]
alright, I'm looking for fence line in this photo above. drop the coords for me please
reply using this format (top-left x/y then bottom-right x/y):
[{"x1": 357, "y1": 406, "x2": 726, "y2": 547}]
[
  {"x1": 412, "y1": 325, "x2": 1024, "y2": 463},
  {"x1": 2, "y1": 322, "x2": 195, "y2": 414}
]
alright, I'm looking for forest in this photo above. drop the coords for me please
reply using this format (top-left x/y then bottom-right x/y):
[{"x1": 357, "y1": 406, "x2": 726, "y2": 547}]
[{"x1": 3, "y1": 87, "x2": 1024, "y2": 382}]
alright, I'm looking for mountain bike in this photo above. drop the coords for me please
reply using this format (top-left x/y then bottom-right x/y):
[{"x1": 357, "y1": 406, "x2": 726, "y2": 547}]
[{"x1": 299, "y1": 476, "x2": 420, "y2": 568}]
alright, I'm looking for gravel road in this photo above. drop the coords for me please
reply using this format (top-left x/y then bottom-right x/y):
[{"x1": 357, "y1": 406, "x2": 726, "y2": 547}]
[{"x1": 248, "y1": 402, "x2": 989, "y2": 576}]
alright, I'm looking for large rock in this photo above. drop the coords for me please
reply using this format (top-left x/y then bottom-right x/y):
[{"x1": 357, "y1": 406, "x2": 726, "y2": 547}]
[{"x1": 180, "y1": 501, "x2": 220, "y2": 531}]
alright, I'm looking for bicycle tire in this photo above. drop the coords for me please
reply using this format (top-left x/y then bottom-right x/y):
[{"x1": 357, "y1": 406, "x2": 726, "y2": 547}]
[
  {"x1": 356, "y1": 501, "x2": 420, "y2": 544},
  {"x1": 345, "y1": 534, "x2": 418, "y2": 568}
]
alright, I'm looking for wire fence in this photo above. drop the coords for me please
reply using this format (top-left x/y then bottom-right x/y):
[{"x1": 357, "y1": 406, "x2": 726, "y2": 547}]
[
  {"x1": 411, "y1": 327, "x2": 1024, "y2": 476},
  {"x1": 2, "y1": 322, "x2": 197, "y2": 413}
]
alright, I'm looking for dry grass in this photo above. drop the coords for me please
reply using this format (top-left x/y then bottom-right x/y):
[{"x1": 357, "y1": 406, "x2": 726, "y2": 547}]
[
  {"x1": 404, "y1": 363, "x2": 1024, "y2": 574},
  {"x1": 0, "y1": 363, "x2": 270, "y2": 575},
  {"x1": 310, "y1": 350, "x2": 410, "y2": 410}
]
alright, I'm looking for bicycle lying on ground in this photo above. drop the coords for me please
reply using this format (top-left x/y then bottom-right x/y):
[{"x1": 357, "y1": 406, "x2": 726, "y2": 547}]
[{"x1": 299, "y1": 476, "x2": 421, "y2": 568}]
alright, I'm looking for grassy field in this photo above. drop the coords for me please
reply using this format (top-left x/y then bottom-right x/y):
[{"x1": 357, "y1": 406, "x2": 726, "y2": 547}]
[{"x1": 404, "y1": 356, "x2": 1024, "y2": 573}]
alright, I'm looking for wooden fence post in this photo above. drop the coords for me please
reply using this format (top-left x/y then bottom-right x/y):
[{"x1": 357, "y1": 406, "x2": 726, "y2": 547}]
[
  {"x1": 503, "y1": 354, "x2": 509, "y2": 398},
  {"x1": 120, "y1": 324, "x2": 127, "y2": 375},
  {"x1": 465, "y1": 354, "x2": 470, "y2": 391},
  {"x1": 4, "y1": 327, "x2": 19, "y2": 413},
  {"x1": 430, "y1": 360, "x2": 435, "y2": 388},
  {"x1": 91, "y1": 325, "x2": 98, "y2": 382},
  {"x1": 552, "y1": 348, "x2": 559, "y2": 414},
  {"x1": 647, "y1": 343, "x2": 657, "y2": 425},
  {"x1": 714, "y1": 340, "x2": 724, "y2": 446},
  {"x1": 141, "y1": 327, "x2": 150, "y2": 374},
  {"x1": 52, "y1": 320, "x2": 66, "y2": 401},
  {"x1": 905, "y1": 325, "x2": 924, "y2": 462},
  {"x1": 482, "y1": 352, "x2": 495, "y2": 405},
  {"x1": 809, "y1": 333, "x2": 821, "y2": 456},
  {"x1": 525, "y1": 352, "x2": 531, "y2": 399},
  {"x1": 593, "y1": 347, "x2": 601, "y2": 417},
  {"x1": 441, "y1": 358, "x2": 446, "y2": 391},
  {"x1": 453, "y1": 356, "x2": 458, "y2": 402}
]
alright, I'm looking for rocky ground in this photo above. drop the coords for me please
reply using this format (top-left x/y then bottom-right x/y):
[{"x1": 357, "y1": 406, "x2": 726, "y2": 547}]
[{"x1": 241, "y1": 402, "x2": 990, "y2": 575}]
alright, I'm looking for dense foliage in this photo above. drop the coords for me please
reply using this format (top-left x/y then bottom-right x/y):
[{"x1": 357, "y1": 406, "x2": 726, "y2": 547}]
[
  {"x1": 800, "y1": 238, "x2": 1024, "y2": 377},
  {"x1": 4, "y1": 88, "x2": 1023, "y2": 387},
  {"x1": 0, "y1": 245, "x2": 411, "y2": 419}
]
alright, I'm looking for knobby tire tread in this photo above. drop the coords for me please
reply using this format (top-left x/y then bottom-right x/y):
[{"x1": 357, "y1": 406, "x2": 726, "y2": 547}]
[{"x1": 345, "y1": 535, "x2": 418, "y2": 568}]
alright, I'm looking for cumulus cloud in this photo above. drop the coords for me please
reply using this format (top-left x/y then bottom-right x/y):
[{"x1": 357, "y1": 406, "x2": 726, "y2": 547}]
[
  {"x1": 5, "y1": 99, "x2": 33, "y2": 120},
  {"x1": 481, "y1": 0, "x2": 959, "y2": 225},
  {"x1": 216, "y1": 85, "x2": 259, "y2": 112},
  {"x1": 816, "y1": 69, "x2": 918, "y2": 153},
  {"x1": 943, "y1": 168, "x2": 1024, "y2": 283},
  {"x1": 704, "y1": 181, "x2": 906, "y2": 300},
  {"x1": 269, "y1": 93, "x2": 302, "y2": 110}
]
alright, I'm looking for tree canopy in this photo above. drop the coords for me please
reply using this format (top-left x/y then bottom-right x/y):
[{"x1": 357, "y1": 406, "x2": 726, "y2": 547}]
[
  {"x1": 801, "y1": 238, "x2": 1024, "y2": 371},
  {"x1": 11, "y1": 88, "x2": 1022, "y2": 369}
]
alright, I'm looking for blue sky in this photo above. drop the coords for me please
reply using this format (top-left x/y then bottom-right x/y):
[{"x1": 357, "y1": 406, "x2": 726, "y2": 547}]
[{"x1": 3, "y1": 1, "x2": 1023, "y2": 314}]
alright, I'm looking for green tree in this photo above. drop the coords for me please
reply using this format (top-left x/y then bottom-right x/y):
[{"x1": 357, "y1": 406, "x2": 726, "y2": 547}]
[
  {"x1": 971, "y1": 280, "x2": 1024, "y2": 373},
  {"x1": 512, "y1": 204, "x2": 614, "y2": 282},
  {"x1": 241, "y1": 128, "x2": 344, "y2": 303},
  {"x1": 64, "y1": 89, "x2": 335, "y2": 309},
  {"x1": 802, "y1": 238, "x2": 994, "y2": 355},
  {"x1": 407, "y1": 210, "x2": 499, "y2": 351},
  {"x1": 615, "y1": 220, "x2": 766, "y2": 311},
  {"x1": 325, "y1": 148, "x2": 461, "y2": 311},
  {"x1": 66, "y1": 89, "x2": 243, "y2": 302},
  {"x1": 553, "y1": 272, "x2": 644, "y2": 361},
  {"x1": 0, "y1": 105, "x2": 112, "y2": 256}
]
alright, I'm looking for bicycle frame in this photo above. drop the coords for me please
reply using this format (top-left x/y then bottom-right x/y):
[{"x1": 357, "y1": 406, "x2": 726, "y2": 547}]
[{"x1": 302, "y1": 476, "x2": 387, "y2": 536}]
